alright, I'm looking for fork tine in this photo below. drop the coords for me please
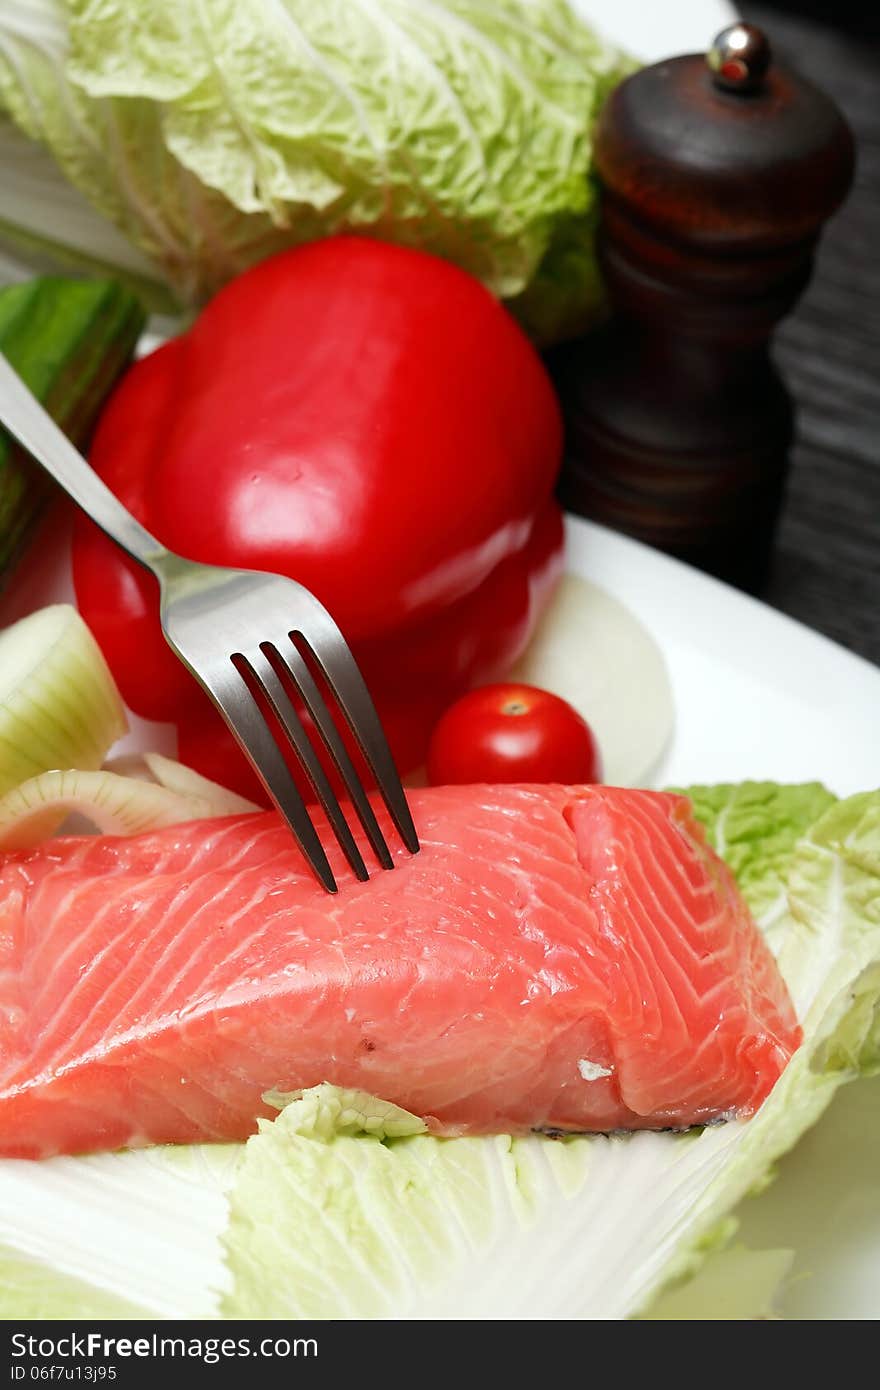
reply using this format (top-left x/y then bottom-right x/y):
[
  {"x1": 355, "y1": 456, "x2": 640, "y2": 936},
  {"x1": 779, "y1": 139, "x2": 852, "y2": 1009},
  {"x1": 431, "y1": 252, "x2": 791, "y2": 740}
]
[
  {"x1": 242, "y1": 649, "x2": 370, "y2": 883},
  {"x1": 263, "y1": 641, "x2": 395, "y2": 871},
  {"x1": 205, "y1": 664, "x2": 337, "y2": 893},
  {"x1": 294, "y1": 633, "x2": 420, "y2": 856}
]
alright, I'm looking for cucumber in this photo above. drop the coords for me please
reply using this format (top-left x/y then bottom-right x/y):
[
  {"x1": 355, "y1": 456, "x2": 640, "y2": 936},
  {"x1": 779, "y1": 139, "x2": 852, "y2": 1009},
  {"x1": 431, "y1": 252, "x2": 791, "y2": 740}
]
[
  {"x1": 0, "y1": 276, "x2": 145, "y2": 578},
  {"x1": 0, "y1": 603, "x2": 127, "y2": 797}
]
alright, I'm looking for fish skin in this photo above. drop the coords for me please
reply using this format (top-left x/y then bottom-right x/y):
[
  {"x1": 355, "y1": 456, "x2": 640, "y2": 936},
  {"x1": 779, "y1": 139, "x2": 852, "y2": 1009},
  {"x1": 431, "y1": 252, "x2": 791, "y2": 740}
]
[{"x1": 0, "y1": 785, "x2": 800, "y2": 1158}]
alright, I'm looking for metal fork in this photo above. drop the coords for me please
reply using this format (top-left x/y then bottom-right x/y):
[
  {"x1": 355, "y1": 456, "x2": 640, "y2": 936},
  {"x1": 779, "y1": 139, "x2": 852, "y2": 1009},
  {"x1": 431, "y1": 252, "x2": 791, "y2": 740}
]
[{"x1": 0, "y1": 351, "x2": 419, "y2": 892}]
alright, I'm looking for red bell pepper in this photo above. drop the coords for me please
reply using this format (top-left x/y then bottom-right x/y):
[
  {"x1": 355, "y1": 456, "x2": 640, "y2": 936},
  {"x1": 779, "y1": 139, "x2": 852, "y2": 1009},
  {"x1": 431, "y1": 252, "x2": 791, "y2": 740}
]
[{"x1": 72, "y1": 237, "x2": 564, "y2": 798}]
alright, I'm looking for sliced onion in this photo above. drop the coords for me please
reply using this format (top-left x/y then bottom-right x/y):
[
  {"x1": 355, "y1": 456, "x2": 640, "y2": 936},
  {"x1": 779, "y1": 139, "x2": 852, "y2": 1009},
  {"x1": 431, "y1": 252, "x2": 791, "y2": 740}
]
[
  {"x1": 102, "y1": 753, "x2": 259, "y2": 813},
  {"x1": 0, "y1": 761, "x2": 257, "y2": 852},
  {"x1": 141, "y1": 752, "x2": 259, "y2": 814},
  {"x1": 510, "y1": 574, "x2": 674, "y2": 787},
  {"x1": 0, "y1": 770, "x2": 195, "y2": 850},
  {"x1": 0, "y1": 605, "x2": 127, "y2": 797}
]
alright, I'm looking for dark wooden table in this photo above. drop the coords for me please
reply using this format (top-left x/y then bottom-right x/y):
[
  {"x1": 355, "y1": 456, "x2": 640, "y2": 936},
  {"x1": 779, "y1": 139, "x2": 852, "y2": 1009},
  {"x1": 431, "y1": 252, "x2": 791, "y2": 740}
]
[{"x1": 739, "y1": 3, "x2": 880, "y2": 665}]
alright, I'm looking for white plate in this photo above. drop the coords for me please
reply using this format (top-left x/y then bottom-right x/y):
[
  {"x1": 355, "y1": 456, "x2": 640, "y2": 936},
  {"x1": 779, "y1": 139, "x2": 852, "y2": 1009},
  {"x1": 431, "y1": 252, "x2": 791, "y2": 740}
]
[
  {"x1": 571, "y1": 520, "x2": 880, "y2": 796},
  {"x1": 565, "y1": 518, "x2": 880, "y2": 1320}
]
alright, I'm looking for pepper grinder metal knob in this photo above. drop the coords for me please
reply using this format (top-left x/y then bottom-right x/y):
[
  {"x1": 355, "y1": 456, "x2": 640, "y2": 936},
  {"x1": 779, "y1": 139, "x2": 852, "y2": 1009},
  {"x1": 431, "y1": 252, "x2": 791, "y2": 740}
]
[
  {"x1": 708, "y1": 22, "x2": 771, "y2": 90},
  {"x1": 551, "y1": 25, "x2": 855, "y2": 592}
]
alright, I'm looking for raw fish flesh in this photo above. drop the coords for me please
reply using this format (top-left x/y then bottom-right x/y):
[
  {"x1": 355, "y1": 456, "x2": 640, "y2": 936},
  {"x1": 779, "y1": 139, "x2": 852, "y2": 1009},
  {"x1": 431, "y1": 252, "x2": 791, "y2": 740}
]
[{"x1": 0, "y1": 785, "x2": 800, "y2": 1157}]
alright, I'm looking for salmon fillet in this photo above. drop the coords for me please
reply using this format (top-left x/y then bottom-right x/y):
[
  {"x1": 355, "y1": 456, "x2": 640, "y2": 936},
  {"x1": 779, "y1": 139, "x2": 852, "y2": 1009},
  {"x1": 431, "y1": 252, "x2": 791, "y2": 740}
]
[{"x1": 0, "y1": 785, "x2": 800, "y2": 1158}]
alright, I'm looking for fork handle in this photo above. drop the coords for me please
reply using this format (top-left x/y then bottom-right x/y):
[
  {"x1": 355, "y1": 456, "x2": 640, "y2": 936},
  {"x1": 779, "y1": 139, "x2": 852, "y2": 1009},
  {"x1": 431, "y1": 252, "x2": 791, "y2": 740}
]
[{"x1": 0, "y1": 351, "x2": 168, "y2": 572}]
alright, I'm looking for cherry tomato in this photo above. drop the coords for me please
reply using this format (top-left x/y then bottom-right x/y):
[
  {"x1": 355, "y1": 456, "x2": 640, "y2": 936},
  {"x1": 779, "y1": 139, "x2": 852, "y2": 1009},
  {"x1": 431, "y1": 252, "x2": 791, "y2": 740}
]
[{"x1": 426, "y1": 683, "x2": 602, "y2": 786}]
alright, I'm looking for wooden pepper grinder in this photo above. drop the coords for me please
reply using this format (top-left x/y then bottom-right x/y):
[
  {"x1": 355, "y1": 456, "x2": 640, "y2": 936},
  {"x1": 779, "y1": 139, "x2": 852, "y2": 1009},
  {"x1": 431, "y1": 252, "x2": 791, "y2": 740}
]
[{"x1": 552, "y1": 23, "x2": 855, "y2": 591}]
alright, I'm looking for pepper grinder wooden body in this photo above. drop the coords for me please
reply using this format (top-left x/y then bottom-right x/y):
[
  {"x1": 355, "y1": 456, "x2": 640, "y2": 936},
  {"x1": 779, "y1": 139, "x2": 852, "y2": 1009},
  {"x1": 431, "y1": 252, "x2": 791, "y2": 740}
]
[{"x1": 552, "y1": 25, "x2": 855, "y2": 592}]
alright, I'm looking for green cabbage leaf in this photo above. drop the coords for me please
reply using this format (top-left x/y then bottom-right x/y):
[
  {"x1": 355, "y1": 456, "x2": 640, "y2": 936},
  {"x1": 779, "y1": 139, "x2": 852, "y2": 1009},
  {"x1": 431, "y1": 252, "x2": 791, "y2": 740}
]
[{"x1": 0, "y1": 0, "x2": 633, "y2": 339}]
